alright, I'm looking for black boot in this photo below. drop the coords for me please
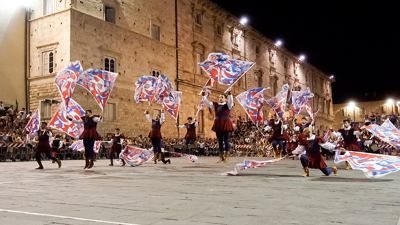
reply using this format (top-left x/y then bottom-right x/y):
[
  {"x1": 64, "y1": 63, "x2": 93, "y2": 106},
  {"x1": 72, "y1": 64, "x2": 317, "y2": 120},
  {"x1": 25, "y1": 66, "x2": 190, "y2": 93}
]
[
  {"x1": 88, "y1": 160, "x2": 94, "y2": 169},
  {"x1": 84, "y1": 158, "x2": 90, "y2": 169},
  {"x1": 56, "y1": 159, "x2": 62, "y2": 168},
  {"x1": 36, "y1": 160, "x2": 44, "y2": 169},
  {"x1": 109, "y1": 158, "x2": 113, "y2": 166}
]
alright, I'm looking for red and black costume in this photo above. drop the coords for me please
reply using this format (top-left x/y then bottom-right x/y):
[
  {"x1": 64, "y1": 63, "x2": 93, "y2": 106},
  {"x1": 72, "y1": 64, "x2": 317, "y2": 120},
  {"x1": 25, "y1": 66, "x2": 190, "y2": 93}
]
[
  {"x1": 178, "y1": 121, "x2": 198, "y2": 145},
  {"x1": 35, "y1": 129, "x2": 61, "y2": 169},
  {"x1": 110, "y1": 133, "x2": 125, "y2": 166},
  {"x1": 203, "y1": 92, "x2": 234, "y2": 159},
  {"x1": 145, "y1": 112, "x2": 170, "y2": 164},
  {"x1": 299, "y1": 133, "x2": 335, "y2": 176},
  {"x1": 338, "y1": 126, "x2": 360, "y2": 151}
]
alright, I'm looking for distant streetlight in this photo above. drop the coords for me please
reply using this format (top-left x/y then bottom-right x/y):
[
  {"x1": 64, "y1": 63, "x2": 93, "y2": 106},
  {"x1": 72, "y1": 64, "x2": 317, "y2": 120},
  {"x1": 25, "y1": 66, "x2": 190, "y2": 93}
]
[
  {"x1": 274, "y1": 39, "x2": 283, "y2": 47},
  {"x1": 386, "y1": 98, "x2": 395, "y2": 114},
  {"x1": 299, "y1": 54, "x2": 306, "y2": 62},
  {"x1": 347, "y1": 101, "x2": 356, "y2": 122},
  {"x1": 329, "y1": 75, "x2": 336, "y2": 82},
  {"x1": 239, "y1": 16, "x2": 249, "y2": 26}
]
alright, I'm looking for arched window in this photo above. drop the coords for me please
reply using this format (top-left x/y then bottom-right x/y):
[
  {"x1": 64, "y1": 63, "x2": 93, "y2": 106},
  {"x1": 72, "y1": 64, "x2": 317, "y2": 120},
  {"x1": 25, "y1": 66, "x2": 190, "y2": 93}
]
[{"x1": 104, "y1": 57, "x2": 116, "y2": 72}]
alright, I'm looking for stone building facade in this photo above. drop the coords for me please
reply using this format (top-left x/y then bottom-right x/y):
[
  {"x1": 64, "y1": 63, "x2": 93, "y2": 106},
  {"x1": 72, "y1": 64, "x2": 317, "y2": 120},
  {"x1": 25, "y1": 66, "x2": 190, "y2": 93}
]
[
  {"x1": 333, "y1": 99, "x2": 399, "y2": 129},
  {"x1": 27, "y1": 0, "x2": 334, "y2": 138}
]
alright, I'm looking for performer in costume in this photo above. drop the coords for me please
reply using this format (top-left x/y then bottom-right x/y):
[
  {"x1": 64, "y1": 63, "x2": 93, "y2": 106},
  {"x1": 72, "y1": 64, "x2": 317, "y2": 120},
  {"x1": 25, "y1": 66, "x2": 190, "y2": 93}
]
[
  {"x1": 298, "y1": 128, "x2": 337, "y2": 177},
  {"x1": 34, "y1": 122, "x2": 61, "y2": 169},
  {"x1": 68, "y1": 110, "x2": 102, "y2": 169},
  {"x1": 177, "y1": 117, "x2": 198, "y2": 145},
  {"x1": 268, "y1": 116, "x2": 285, "y2": 158},
  {"x1": 338, "y1": 118, "x2": 360, "y2": 170},
  {"x1": 145, "y1": 110, "x2": 170, "y2": 164},
  {"x1": 109, "y1": 128, "x2": 125, "y2": 166},
  {"x1": 202, "y1": 91, "x2": 234, "y2": 163}
]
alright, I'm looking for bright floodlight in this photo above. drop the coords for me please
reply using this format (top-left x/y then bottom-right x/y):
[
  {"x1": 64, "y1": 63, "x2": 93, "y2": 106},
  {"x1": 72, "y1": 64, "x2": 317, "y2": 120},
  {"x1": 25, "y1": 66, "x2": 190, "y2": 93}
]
[
  {"x1": 386, "y1": 98, "x2": 394, "y2": 105},
  {"x1": 275, "y1": 39, "x2": 283, "y2": 47},
  {"x1": 329, "y1": 75, "x2": 335, "y2": 80},
  {"x1": 239, "y1": 16, "x2": 248, "y2": 26},
  {"x1": 299, "y1": 54, "x2": 306, "y2": 62},
  {"x1": 347, "y1": 101, "x2": 356, "y2": 109}
]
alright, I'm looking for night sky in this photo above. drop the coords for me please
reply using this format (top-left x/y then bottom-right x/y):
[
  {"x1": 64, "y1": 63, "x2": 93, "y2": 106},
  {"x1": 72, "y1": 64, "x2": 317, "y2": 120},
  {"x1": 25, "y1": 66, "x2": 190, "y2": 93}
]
[{"x1": 211, "y1": 0, "x2": 400, "y2": 103}]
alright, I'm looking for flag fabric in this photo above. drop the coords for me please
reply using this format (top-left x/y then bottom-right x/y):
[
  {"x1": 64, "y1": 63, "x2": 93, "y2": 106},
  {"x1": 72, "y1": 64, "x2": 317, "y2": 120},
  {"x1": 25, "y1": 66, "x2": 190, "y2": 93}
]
[
  {"x1": 119, "y1": 145, "x2": 154, "y2": 167},
  {"x1": 334, "y1": 151, "x2": 400, "y2": 178},
  {"x1": 199, "y1": 53, "x2": 255, "y2": 87},
  {"x1": 153, "y1": 74, "x2": 173, "y2": 103},
  {"x1": 48, "y1": 99, "x2": 85, "y2": 139},
  {"x1": 134, "y1": 76, "x2": 158, "y2": 103},
  {"x1": 305, "y1": 101, "x2": 318, "y2": 123},
  {"x1": 196, "y1": 88, "x2": 211, "y2": 117},
  {"x1": 365, "y1": 120, "x2": 400, "y2": 149},
  {"x1": 236, "y1": 87, "x2": 267, "y2": 125},
  {"x1": 162, "y1": 91, "x2": 182, "y2": 120},
  {"x1": 225, "y1": 157, "x2": 286, "y2": 176},
  {"x1": 291, "y1": 88, "x2": 314, "y2": 116},
  {"x1": 76, "y1": 69, "x2": 118, "y2": 111},
  {"x1": 24, "y1": 109, "x2": 40, "y2": 134},
  {"x1": 54, "y1": 61, "x2": 83, "y2": 109},
  {"x1": 70, "y1": 140, "x2": 102, "y2": 153},
  {"x1": 169, "y1": 152, "x2": 198, "y2": 163},
  {"x1": 265, "y1": 84, "x2": 289, "y2": 119}
]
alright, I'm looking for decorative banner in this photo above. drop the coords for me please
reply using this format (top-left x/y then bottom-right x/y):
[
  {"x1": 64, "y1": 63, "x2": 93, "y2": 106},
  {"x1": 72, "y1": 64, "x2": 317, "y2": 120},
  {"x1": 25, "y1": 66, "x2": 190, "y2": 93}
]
[
  {"x1": 199, "y1": 53, "x2": 255, "y2": 87},
  {"x1": 76, "y1": 69, "x2": 118, "y2": 111},
  {"x1": 236, "y1": 87, "x2": 267, "y2": 125},
  {"x1": 153, "y1": 74, "x2": 173, "y2": 103},
  {"x1": 162, "y1": 91, "x2": 182, "y2": 120},
  {"x1": 134, "y1": 76, "x2": 158, "y2": 103},
  {"x1": 119, "y1": 145, "x2": 154, "y2": 167},
  {"x1": 169, "y1": 151, "x2": 198, "y2": 163},
  {"x1": 305, "y1": 101, "x2": 318, "y2": 124},
  {"x1": 291, "y1": 87, "x2": 314, "y2": 116},
  {"x1": 196, "y1": 88, "x2": 211, "y2": 117},
  {"x1": 334, "y1": 151, "x2": 400, "y2": 178},
  {"x1": 365, "y1": 120, "x2": 400, "y2": 149},
  {"x1": 225, "y1": 157, "x2": 286, "y2": 176},
  {"x1": 70, "y1": 140, "x2": 102, "y2": 153},
  {"x1": 265, "y1": 84, "x2": 289, "y2": 119},
  {"x1": 48, "y1": 99, "x2": 85, "y2": 139},
  {"x1": 24, "y1": 109, "x2": 40, "y2": 134},
  {"x1": 54, "y1": 61, "x2": 83, "y2": 109}
]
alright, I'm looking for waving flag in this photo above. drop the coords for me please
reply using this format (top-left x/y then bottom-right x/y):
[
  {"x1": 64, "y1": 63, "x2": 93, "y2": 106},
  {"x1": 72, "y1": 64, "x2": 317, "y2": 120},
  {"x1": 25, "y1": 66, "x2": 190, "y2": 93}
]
[
  {"x1": 196, "y1": 88, "x2": 211, "y2": 117},
  {"x1": 291, "y1": 88, "x2": 314, "y2": 116},
  {"x1": 162, "y1": 91, "x2": 182, "y2": 120},
  {"x1": 225, "y1": 157, "x2": 286, "y2": 176},
  {"x1": 365, "y1": 120, "x2": 400, "y2": 149},
  {"x1": 199, "y1": 53, "x2": 255, "y2": 88},
  {"x1": 335, "y1": 151, "x2": 400, "y2": 178},
  {"x1": 76, "y1": 69, "x2": 118, "y2": 111},
  {"x1": 153, "y1": 74, "x2": 173, "y2": 103},
  {"x1": 236, "y1": 88, "x2": 267, "y2": 125},
  {"x1": 265, "y1": 84, "x2": 289, "y2": 119},
  {"x1": 48, "y1": 99, "x2": 85, "y2": 139},
  {"x1": 55, "y1": 61, "x2": 83, "y2": 109},
  {"x1": 70, "y1": 140, "x2": 102, "y2": 153},
  {"x1": 119, "y1": 145, "x2": 154, "y2": 167},
  {"x1": 24, "y1": 109, "x2": 40, "y2": 134},
  {"x1": 134, "y1": 76, "x2": 158, "y2": 103},
  {"x1": 305, "y1": 101, "x2": 319, "y2": 123}
]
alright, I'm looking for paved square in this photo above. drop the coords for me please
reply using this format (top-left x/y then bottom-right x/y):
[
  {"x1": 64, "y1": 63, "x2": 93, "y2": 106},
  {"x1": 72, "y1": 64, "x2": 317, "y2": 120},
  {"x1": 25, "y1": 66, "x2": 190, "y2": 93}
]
[{"x1": 0, "y1": 157, "x2": 399, "y2": 225}]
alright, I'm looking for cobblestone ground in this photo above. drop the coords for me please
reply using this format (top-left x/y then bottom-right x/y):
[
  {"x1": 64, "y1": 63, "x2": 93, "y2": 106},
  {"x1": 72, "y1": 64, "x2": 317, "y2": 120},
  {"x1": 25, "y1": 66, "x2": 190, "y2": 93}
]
[{"x1": 0, "y1": 157, "x2": 399, "y2": 225}]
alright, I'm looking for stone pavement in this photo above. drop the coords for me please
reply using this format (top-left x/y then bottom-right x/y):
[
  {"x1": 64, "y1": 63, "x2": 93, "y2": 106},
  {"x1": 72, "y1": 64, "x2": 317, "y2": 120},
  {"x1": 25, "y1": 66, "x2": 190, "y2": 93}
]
[{"x1": 0, "y1": 157, "x2": 399, "y2": 225}]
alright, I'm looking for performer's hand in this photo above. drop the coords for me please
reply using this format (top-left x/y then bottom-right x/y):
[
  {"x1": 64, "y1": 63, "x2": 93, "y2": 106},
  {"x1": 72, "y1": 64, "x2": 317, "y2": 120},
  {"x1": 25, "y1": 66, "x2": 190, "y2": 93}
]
[
  {"x1": 227, "y1": 91, "x2": 232, "y2": 95},
  {"x1": 144, "y1": 110, "x2": 148, "y2": 114},
  {"x1": 201, "y1": 91, "x2": 206, "y2": 96}
]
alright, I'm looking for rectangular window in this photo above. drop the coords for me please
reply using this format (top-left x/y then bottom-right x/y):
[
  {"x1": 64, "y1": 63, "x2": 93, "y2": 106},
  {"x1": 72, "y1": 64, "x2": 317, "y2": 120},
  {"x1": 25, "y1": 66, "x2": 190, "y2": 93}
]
[
  {"x1": 151, "y1": 24, "x2": 160, "y2": 41},
  {"x1": 195, "y1": 13, "x2": 203, "y2": 25},
  {"x1": 255, "y1": 46, "x2": 260, "y2": 55},
  {"x1": 40, "y1": 101, "x2": 52, "y2": 120},
  {"x1": 105, "y1": 6, "x2": 116, "y2": 23},
  {"x1": 104, "y1": 57, "x2": 116, "y2": 72},
  {"x1": 104, "y1": 103, "x2": 116, "y2": 121},
  {"x1": 42, "y1": 51, "x2": 54, "y2": 75},
  {"x1": 43, "y1": 0, "x2": 54, "y2": 15},
  {"x1": 216, "y1": 24, "x2": 222, "y2": 36}
]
